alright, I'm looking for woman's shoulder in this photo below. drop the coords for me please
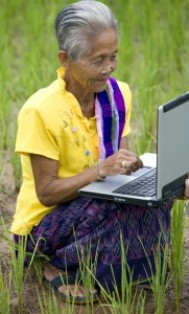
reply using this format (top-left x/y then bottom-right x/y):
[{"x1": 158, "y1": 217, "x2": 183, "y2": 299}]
[
  {"x1": 22, "y1": 80, "x2": 60, "y2": 107},
  {"x1": 18, "y1": 79, "x2": 67, "y2": 119},
  {"x1": 116, "y1": 79, "x2": 131, "y2": 95}
]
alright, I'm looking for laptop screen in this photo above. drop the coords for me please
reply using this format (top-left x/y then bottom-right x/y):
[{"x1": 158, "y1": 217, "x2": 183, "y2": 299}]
[{"x1": 157, "y1": 92, "x2": 189, "y2": 199}]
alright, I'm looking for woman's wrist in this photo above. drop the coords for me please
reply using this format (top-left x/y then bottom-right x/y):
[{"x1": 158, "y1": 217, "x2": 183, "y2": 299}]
[{"x1": 95, "y1": 161, "x2": 105, "y2": 181}]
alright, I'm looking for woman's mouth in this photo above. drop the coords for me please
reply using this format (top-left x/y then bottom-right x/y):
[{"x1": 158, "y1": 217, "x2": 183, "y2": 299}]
[{"x1": 96, "y1": 78, "x2": 109, "y2": 85}]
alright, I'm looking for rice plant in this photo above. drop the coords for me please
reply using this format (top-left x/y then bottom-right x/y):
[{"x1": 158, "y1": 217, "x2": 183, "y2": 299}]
[
  {"x1": 170, "y1": 200, "x2": 185, "y2": 312},
  {"x1": 0, "y1": 265, "x2": 10, "y2": 314},
  {"x1": 149, "y1": 243, "x2": 171, "y2": 314},
  {"x1": 83, "y1": 234, "x2": 147, "y2": 314}
]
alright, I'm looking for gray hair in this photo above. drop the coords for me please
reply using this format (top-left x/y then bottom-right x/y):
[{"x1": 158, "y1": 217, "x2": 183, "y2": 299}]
[{"x1": 55, "y1": 0, "x2": 119, "y2": 61}]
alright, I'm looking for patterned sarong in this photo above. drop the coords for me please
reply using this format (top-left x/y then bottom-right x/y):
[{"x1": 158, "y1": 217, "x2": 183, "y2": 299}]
[{"x1": 14, "y1": 197, "x2": 172, "y2": 291}]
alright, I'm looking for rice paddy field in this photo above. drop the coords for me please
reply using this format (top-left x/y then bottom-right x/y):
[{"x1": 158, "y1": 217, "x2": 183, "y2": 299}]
[{"x1": 0, "y1": 0, "x2": 189, "y2": 313}]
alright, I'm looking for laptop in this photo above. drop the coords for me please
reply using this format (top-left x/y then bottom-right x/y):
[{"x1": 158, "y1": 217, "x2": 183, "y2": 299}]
[{"x1": 79, "y1": 92, "x2": 189, "y2": 207}]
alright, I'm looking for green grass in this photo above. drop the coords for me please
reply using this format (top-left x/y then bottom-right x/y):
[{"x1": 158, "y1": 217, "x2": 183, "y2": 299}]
[
  {"x1": 1, "y1": 0, "x2": 189, "y2": 163},
  {"x1": 0, "y1": 265, "x2": 10, "y2": 314},
  {"x1": 1, "y1": 0, "x2": 189, "y2": 312},
  {"x1": 171, "y1": 201, "x2": 185, "y2": 312},
  {"x1": 148, "y1": 243, "x2": 171, "y2": 314}
]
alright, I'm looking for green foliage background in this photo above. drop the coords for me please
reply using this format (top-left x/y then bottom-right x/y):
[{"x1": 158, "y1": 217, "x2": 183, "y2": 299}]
[{"x1": 1, "y1": 0, "x2": 189, "y2": 186}]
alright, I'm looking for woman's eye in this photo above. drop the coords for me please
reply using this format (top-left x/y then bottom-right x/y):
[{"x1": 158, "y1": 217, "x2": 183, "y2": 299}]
[
  {"x1": 111, "y1": 55, "x2": 117, "y2": 61},
  {"x1": 91, "y1": 54, "x2": 117, "y2": 66},
  {"x1": 93, "y1": 58, "x2": 103, "y2": 65}
]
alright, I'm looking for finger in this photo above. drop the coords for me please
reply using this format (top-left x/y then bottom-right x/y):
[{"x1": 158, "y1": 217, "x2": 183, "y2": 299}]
[
  {"x1": 126, "y1": 157, "x2": 143, "y2": 171},
  {"x1": 185, "y1": 178, "x2": 189, "y2": 187},
  {"x1": 184, "y1": 178, "x2": 189, "y2": 199},
  {"x1": 137, "y1": 156, "x2": 143, "y2": 168},
  {"x1": 121, "y1": 160, "x2": 128, "y2": 168},
  {"x1": 120, "y1": 159, "x2": 138, "y2": 173}
]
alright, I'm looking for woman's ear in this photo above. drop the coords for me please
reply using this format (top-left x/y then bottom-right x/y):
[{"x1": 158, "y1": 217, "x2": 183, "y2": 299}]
[{"x1": 58, "y1": 50, "x2": 69, "y2": 68}]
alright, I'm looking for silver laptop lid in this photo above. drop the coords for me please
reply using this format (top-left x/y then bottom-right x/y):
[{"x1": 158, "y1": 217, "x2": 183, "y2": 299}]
[{"x1": 157, "y1": 92, "x2": 189, "y2": 199}]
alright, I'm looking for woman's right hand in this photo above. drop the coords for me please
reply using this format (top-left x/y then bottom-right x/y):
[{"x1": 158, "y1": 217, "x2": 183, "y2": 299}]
[{"x1": 97, "y1": 148, "x2": 143, "y2": 178}]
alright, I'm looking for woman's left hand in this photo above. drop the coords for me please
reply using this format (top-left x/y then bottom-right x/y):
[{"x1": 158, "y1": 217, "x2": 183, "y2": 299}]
[{"x1": 184, "y1": 178, "x2": 189, "y2": 199}]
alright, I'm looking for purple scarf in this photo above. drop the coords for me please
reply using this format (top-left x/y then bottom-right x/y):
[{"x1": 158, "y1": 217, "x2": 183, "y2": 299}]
[{"x1": 95, "y1": 77, "x2": 126, "y2": 159}]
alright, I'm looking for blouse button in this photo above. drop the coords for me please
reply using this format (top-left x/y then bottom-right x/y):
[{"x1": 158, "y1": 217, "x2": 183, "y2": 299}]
[
  {"x1": 85, "y1": 150, "x2": 90, "y2": 156},
  {"x1": 71, "y1": 127, "x2": 77, "y2": 133}
]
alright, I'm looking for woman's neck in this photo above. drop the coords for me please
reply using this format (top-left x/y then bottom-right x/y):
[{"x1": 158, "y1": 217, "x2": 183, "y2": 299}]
[{"x1": 66, "y1": 79, "x2": 95, "y2": 118}]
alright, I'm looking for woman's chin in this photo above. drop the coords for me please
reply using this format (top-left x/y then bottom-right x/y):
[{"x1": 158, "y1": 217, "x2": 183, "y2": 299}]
[{"x1": 93, "y1": 81, "x2": 108, "y2": 93}]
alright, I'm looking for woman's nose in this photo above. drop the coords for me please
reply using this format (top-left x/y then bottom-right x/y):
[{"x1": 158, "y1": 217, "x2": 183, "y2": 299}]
[{"x1": 101, "y1": 59, "x2": 117, "y2": 74}]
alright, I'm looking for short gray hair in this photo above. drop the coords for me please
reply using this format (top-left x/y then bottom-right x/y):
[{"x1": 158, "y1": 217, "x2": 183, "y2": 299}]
[{"x1": 55, "y1": 0, "x2": 119, "y2": 61}]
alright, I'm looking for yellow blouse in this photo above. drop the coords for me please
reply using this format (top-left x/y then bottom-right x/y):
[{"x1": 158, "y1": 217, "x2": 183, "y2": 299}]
[{"x1": 11, "y1": 67, "x2": 132, "y2": 235}]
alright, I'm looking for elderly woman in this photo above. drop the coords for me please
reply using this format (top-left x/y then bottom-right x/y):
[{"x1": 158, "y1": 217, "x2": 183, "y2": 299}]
[{"x1": 11, "y1": 0, "x2": 189, "y2": 304}]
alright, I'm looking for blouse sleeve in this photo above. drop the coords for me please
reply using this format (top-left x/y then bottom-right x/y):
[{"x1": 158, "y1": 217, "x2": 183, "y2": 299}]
[{"x1": 15, "y1": 106, "x2": 59, "y2": 160}]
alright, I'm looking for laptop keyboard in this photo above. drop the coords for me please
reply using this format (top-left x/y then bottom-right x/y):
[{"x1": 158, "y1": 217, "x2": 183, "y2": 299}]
[{"x1": 113, "y1": 170, "x2": 157, "y2": 197}]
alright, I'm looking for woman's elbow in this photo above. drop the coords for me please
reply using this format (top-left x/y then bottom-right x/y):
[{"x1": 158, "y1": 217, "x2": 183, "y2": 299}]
[
  {"x1": 37, "y1": 192, "x2": 55, "y2": 207},
  {"x1": 36, "y1": 190, "x2": 78, "y2": 207}
]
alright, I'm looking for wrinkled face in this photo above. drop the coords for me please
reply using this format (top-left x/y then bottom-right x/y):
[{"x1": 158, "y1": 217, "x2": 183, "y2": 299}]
[{"x1": 64, "y1": 28, "x2": 118, "y2": 93}]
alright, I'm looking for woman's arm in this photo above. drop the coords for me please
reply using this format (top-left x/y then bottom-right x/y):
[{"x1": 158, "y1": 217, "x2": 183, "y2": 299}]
[
  {"x1": 119, "y1": 136, "x2": 129, "y2": 150},
  {"x1": 30, "y1": 141, "x2": 142, "y2": 207},
  {"x1": 30, "y1": 154, "x2": 98, "y2": 207}
]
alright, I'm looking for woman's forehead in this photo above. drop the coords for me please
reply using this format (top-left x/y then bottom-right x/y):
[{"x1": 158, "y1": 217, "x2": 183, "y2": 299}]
[{"x1": 85, "y1": 29, "x2": 118, "y2": 58}]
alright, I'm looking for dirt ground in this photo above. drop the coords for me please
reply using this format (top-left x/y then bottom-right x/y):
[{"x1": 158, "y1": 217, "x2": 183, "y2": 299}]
[{"x1": 0, "y1": 151, "x2": 189, "y2": 314}]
